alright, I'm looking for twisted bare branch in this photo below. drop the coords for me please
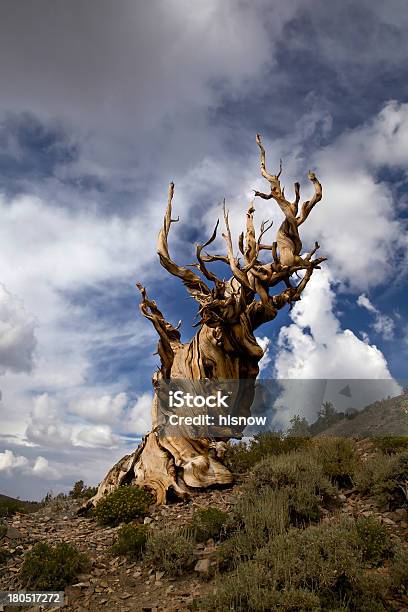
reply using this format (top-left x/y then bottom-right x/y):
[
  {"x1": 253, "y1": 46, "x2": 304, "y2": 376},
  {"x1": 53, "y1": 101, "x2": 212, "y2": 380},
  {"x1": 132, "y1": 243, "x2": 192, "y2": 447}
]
[
  {"x1": 254, "y1": 134, "x2": 323, "y2": 268},
  {"x1": 136, "y1": 283, "x2": 181, "y2": 377},
  {"x1": 157, "y1": 183, "x2": 211, "y2": 304}
]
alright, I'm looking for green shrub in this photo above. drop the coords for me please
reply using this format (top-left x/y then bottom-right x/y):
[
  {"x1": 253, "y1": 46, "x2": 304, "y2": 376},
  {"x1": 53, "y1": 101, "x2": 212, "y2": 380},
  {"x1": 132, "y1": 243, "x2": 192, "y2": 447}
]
[
  {"x1": 111, "y1": 523, "x2": 149, "y2": 559},
  {"x1": 286, "y1": 481, "x2": 322, "y2": 525},
  {"x1": 355, "y1": 516, "x2": 393, "y2": 565},
  {"x1": 374, "y1": 451, "x2": 408, "y2": 509},
  {"x1": 190, "y1": 507, "x2": 229, "y2": 543},
  {"x1": 223, "y1": 440, "x2": 255, "y2": 474},
  {"x1": 217, "y1": 488, "x2": 289, "y2": 568},
  {"x1": 20, "y1": 542, "x2": 90, "y2": 590},
  {"x1": 201, "y1": 518, "x2": 390, "y2": 611},
  {"x1": 312, "y1": 437, "x2": 356, "y2": 486},
  {"x1": 251, "y1": 450, "x2": 329, "y2": 491},
  {"x1": 356, "y1": 451, "x2": 408, "y2": 509},
  {"x1": 252, "y1": 432, "x2": 311, "y2": 459},
  {"x1": 0, "y1": 547, "x2": 11, "y2": 564},
  {"x1": 354, "y1": 453, "x2": 390, "y2": 493},
  {"x1": 272, "y1": 589, "x2": 321, "y2": 611},
  {"x1": 199, "y1": 561, "x2": 322, "y2": 611},
  {"x1": 390, "y1": 545, "x2": 408, "y2": 592},
  {"x1": 224, "y1": 433, "x2": 310, "y2": 474},
  {"x1": 249, "y1": 450, "x2": 336, "y2": 524},
  {"x1": 145, "y1": 527, "x2": 195, "y2": 576},
  {"x1": 94, "y1": 485, "x2": 154, "y2": 525},
  {"x1": 374, "y1": 436, "x2": 408, "y2": 455},
  {"x1": 0, "y1": 523, "x2": 7, "y2": 540}
]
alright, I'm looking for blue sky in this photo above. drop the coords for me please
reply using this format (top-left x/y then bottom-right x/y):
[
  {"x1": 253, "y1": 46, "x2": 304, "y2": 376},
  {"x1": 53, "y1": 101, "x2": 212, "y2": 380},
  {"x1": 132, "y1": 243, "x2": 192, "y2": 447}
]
[{"x1": 0, "y1": 0, "x2": 407, "y2": 499}]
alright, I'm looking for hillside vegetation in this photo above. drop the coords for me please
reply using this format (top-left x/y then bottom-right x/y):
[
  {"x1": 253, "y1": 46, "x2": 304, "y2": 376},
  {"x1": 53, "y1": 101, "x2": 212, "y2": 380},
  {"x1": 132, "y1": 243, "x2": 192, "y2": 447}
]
[{"x1": 0, "y1": 436, "x2": 407, "y2": 611}]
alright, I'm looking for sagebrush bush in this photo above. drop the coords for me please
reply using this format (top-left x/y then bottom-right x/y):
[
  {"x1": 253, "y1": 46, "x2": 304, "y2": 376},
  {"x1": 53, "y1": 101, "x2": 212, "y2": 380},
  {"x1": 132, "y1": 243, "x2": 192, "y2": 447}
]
[
  {"x1": 94, "y1": 485, "x2": 154, "y2": 525},
  {"x1": 224, "y1": 433, "x2": 311, "y2": 473},
  {"x1": 355, "y1": 516, "x2": 392, "y2": 566},
  {"x1": 0, "y1": 547, "x2": 11, "y2": 564},
  {"x1": 111, "y1": 523, "x2": 149, "y2": 559},
  {"x1": 199, "y1": 561, "x2": 322, "y2": 611},
  {"x1": 374, "y1": 436, "x2": 408, "y2": 455},
  {"x1": 374, "y1": 451, "x2": 408, "y2": 509},
  {"x1": 312, "y1": 437, "x2": 356, "y2": 486},
  {"x1": 200, "y1": 518, "x2": 391, "y2": 611},
  {"x1": 217, "y1": 488, "x2": 289, "y2": 569},
  {"x1": 390, "y1": 545, "x2": 408, "y2": 592},
  {"x1": 356, "y1": 451, "x2": 408, "y2": 509},
  {"x1": 20, "y1": 542, "x2": 90, "y2": 590},
  {"x1": 145, "y1": 527, "x2": 195, "y2": 575},
  {"x1": 190, "y1": 507, "x2": 229, "y2": 543},
  {"x1": 0, "y1": 523, "x2": 6, "y2": 539},
  {"x1": 223, "y1": 440, "x2": 254, "y2": 474},
  {"x1": 249, "y1": 450, "x2": 336, "y2": 524},
  {"x1": 354, "y1": 453, "x2": 391, "y2": 495}
]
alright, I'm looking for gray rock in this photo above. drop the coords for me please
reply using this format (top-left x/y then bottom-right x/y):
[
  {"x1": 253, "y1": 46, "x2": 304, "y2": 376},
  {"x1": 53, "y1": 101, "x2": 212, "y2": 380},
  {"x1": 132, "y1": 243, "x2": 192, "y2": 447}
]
[
  {"x1": 6, "y1": 526, "x2": 23, "y2": 540},
  {"x1": 194, "y1": 557, "x2": 211, "y2": 573}
]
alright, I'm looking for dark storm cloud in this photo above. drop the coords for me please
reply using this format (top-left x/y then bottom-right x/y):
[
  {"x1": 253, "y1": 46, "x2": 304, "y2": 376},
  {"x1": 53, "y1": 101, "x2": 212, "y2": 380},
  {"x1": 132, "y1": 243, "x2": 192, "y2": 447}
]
[
  {"x1": 0, "y1": 0, "x2": 291, "y2": 192},
  {"x1": 0, "y1": 0, "x2": 407, "y2": 208}
]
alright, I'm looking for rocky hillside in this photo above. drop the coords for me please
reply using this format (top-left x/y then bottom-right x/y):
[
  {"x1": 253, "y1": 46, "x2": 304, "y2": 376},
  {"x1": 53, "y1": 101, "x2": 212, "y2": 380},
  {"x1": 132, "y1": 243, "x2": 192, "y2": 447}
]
[
  {"x1": 319, "y1": 393, "x2": 408, "y2": 437},
  {"x1": 0, "y1": 494, "x2": 40, "y2": 517},
  {"x1": 1, "y1": 437, "x2": 407, "y2": 611},
  {"x1": 0, "y1": 488, "x2": 237, "y2": 611}
]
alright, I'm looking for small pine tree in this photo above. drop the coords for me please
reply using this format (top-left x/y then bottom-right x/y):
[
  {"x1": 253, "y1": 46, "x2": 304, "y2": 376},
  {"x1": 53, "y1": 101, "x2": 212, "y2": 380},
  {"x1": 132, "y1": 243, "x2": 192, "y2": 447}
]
[
  {"x1": 70, "y1": 480, "x2": 85, "y2": 498},
  {"x1": 287, "y1": 415, "x2": 310, "y2": 437}
]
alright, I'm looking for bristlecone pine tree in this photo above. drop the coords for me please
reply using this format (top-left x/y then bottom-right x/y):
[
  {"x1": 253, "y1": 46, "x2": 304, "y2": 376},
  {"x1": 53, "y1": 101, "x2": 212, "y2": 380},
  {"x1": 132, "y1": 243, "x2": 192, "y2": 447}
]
[{"x1": 84, "y1": 135, "x2": 326, "y2": 508}]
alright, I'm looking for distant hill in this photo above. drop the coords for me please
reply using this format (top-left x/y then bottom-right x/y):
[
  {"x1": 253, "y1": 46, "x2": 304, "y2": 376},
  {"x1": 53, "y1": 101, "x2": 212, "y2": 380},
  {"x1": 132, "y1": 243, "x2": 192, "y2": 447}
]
[
  {"x1": 0, "y1": 493, "x2": 40, "y2": 517},
  {"x1": 318, "y1": 393, "x2": 408, "y2": 437}
]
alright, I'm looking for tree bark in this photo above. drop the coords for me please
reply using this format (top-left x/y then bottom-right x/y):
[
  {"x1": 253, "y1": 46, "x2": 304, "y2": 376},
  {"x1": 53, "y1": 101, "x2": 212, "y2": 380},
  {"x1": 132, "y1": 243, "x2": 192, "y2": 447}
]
[{"x1": 82, "y1": 135, "x2": 326, "y2": 509}]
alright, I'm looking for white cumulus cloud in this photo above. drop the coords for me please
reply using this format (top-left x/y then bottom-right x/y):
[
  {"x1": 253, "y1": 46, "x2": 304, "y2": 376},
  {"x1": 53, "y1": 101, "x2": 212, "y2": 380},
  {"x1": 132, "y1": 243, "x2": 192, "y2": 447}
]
[
  {"x1": 357, "y1": 293, "x2": 395, "y2": 340},
  {"x1": 0, "y1": 449, "x2": 60, "y2": 480},
  {"x1": 70, "y1": 392, "x2": 128, "y2": 425},
  {"x1": 273, "y1": 268, "x2": 400, "y2": 425},
  {"x1": 256, "y1": 336, "x2": 272, "y2": 374},
  {"x1": 73, "y1": 425, "x2": 119, "y2": 449},
  {"x1": 126, "y1": 392, "x2": 153, "y2": 436},
  {"x1": 0, "y1": 449, "x2": 29, "y2": 474}
]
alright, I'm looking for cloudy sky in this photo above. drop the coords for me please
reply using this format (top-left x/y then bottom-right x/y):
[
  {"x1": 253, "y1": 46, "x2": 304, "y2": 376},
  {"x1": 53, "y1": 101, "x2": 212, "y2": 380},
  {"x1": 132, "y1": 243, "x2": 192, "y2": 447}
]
[{"x1": 0, "y1": 0, "x2": 407, "y2": 500}]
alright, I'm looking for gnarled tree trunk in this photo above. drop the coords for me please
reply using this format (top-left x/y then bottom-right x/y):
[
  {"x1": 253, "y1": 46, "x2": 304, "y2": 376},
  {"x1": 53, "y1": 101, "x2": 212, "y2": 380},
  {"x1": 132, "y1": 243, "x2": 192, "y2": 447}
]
[{"x1": 83, "y1": 135, "x2": 325, "y2": 508}]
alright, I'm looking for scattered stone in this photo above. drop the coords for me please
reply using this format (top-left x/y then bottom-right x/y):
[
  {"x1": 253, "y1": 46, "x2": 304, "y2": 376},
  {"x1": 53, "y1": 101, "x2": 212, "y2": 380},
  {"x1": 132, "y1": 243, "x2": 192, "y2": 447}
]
[
  {"x1": 194, "y1": 558, "x2": 211, "y2": 573},
  {"x1": 5, "y1": 526, "x2": 23, "y2": 540}
]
